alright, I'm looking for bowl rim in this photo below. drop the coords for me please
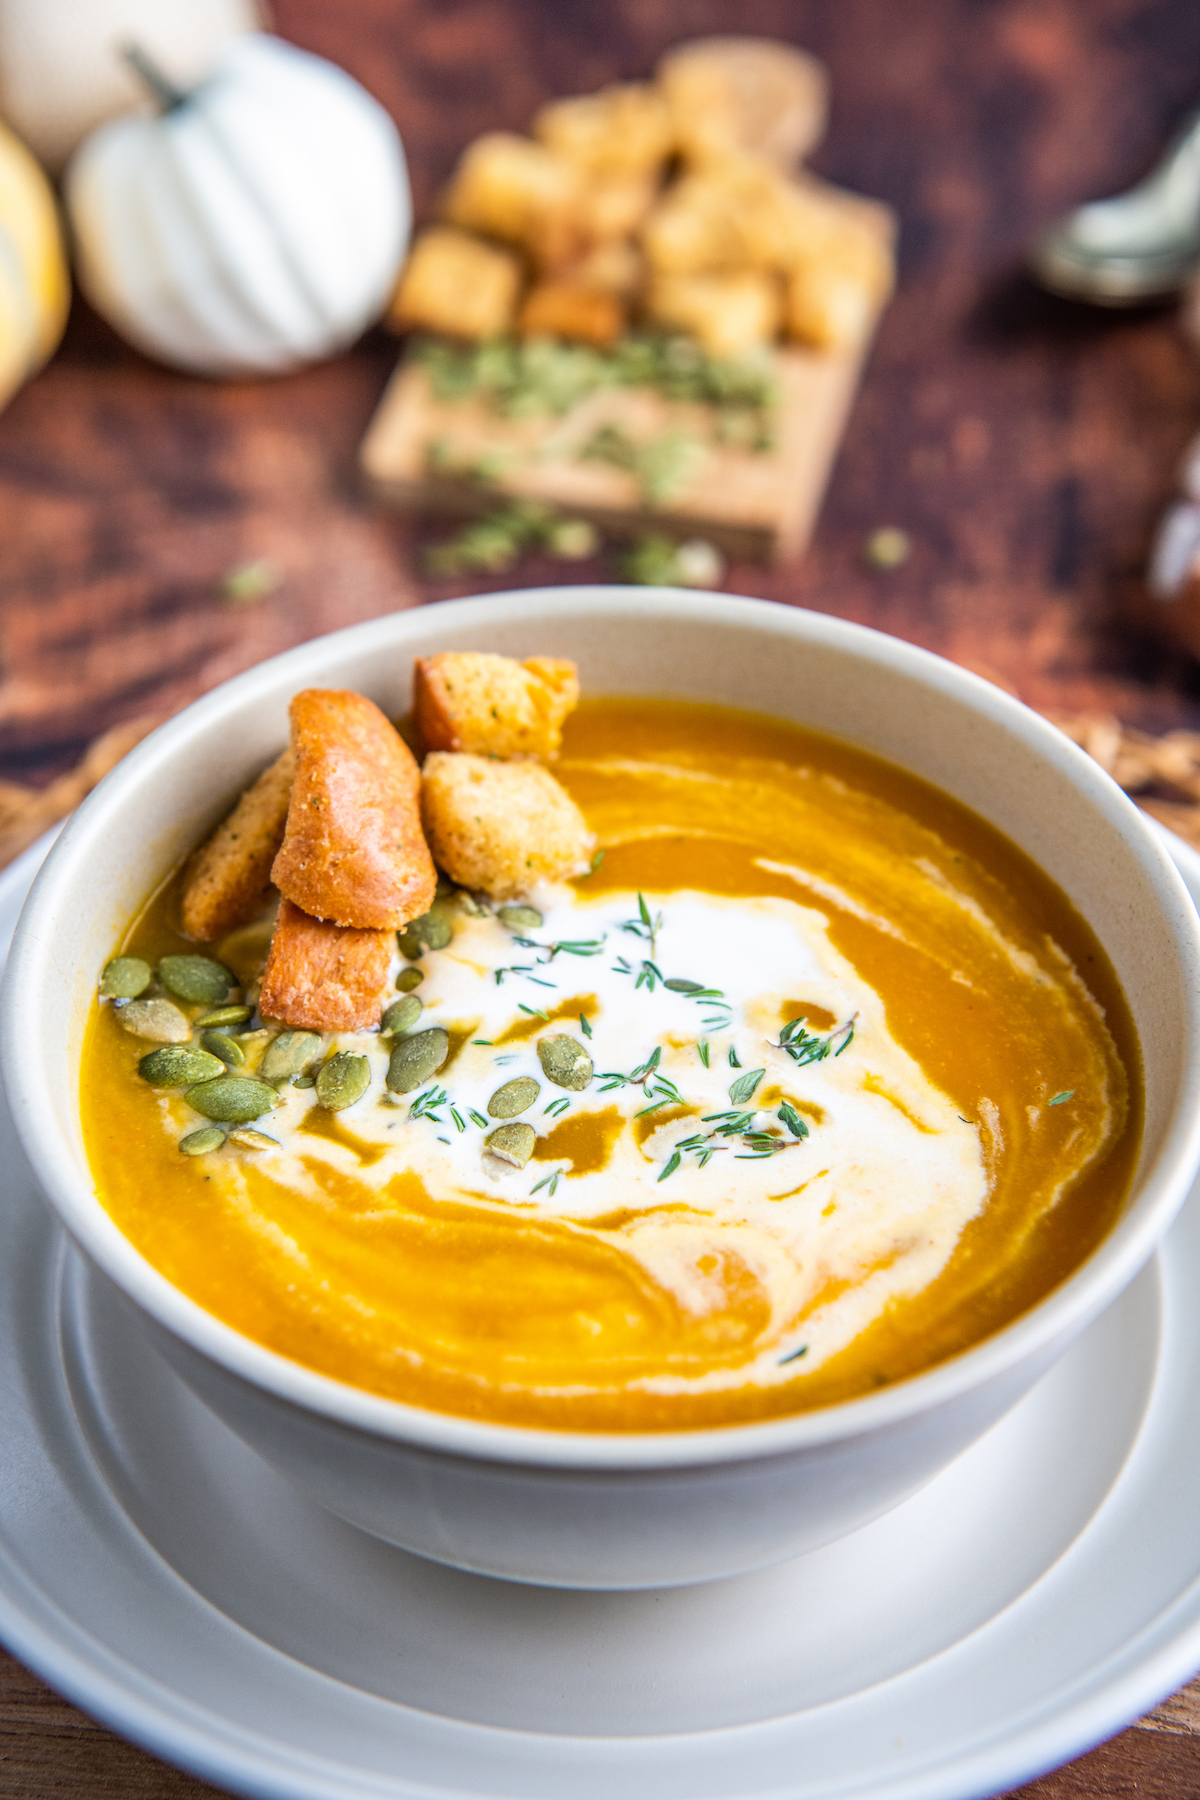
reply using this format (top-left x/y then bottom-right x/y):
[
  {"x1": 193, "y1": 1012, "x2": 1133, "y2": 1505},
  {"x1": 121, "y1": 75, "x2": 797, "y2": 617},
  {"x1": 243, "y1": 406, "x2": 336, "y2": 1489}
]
[{"x1": 7, "y1": 585, "x2": 1200, "y2": 1472}]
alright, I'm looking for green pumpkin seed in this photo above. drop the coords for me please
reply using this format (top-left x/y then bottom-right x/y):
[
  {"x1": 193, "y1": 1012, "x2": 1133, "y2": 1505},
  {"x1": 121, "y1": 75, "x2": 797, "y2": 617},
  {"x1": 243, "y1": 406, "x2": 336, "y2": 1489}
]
[
  {"x1": 537, "y1": 1035, "x2": 593, "y2": 1090},
  {"x1": 396, "y1": 902, "x2": 453, "y2": 961},
  {"x1": 139, "y1": 1046, "x2": 226, "y2": 1087},
  {"x1": 260, "y1": 1030, "x2": 322, "y2": 1082},
  {"x1": 293, "y1": 1074, "x2": 316, "y2": 1089},
  {"x1": 194, "y1": 1004, "x2": 253, "y2": 1029},
  {"x1": 118, "y1": 998, "x2": 191, "y2": 1043},
  {"x1": 179, "y1": 1126, "x2": 225, "y2": 1156},
  {"x1": 486, "y1": 1122, "x2": 536, "y2": 1168},
  {"x1": 158, "y1": 954, "x2": 234, "y2": 1004},
  {"x1": 186, "y1": 1076, "x2": 277, "y2": 1123},
  {"x1": 488, "y1": 1076, "x2": 540, "y2": 1119},
  {"x1": 381, "y1": 995, "x2": 422, "y2": 1036},
  {"x1": 395, "y1": 967, "x2": 424, "y2": 992},
  {"x1": 315, "y1": 1052, "x2": 372, "y2": 1112},
  {"x1": 201, "y1": 1030, "x2": 244, "y2": 1067},
  {"x1": 228, "y1": 1128, "x2": 280, "y2": 1151},
  {"x1": 498, "y1": 904, "x2": 543, "y2": 931},
  {"x1": 387, "y1": 1027, "x2": 449, "y2": 1093},
  {"x1": 100, "y1": 956, "x2": 152, "y2": 999}
]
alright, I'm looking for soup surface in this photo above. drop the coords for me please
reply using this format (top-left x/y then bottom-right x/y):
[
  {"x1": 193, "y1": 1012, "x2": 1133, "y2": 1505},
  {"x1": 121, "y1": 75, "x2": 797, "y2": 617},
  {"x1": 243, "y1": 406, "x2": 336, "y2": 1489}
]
[{"x1": 82, "y1": 700, "x2": 1140, "y2": 1429}]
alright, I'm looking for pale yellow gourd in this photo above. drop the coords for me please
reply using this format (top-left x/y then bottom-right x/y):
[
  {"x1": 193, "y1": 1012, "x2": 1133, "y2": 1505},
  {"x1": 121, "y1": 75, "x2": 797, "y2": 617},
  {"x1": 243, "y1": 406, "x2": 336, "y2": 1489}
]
[{"x1": 0, "y1": 119, "x2": 69, "y2": 413}]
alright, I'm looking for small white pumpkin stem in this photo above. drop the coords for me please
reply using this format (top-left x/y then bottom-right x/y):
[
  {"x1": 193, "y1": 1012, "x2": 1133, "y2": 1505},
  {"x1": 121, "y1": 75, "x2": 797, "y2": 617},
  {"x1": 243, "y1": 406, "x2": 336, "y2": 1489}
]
[{"x1": 120, "y1": 42, "x2": 188, "y2": 113}]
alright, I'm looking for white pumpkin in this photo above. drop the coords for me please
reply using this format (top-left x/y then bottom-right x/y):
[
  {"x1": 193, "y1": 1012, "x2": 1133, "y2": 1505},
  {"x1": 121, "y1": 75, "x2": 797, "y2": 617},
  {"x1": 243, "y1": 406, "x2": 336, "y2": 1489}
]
[
  {"x1": 0, "y1": 0, "x2": 262, "y2": 174},
  {"x1": 64, "y1": 34, "x2": 411, "y2": 377}
]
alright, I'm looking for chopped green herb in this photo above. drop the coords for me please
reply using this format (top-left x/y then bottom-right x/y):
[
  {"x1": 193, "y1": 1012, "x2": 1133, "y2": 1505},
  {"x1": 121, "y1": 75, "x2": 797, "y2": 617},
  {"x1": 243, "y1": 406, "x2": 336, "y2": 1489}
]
[
  {"x1": 658, "y1": 1150, "x2": 682, "y2": 1183},
  {"x1": 1048, "y1": 1090, "x2": 1075, "y2": 1106},
  {"x1": 729, "y1": 1068, "x2": 765, "y2": 1106},
  {"x1": 697, "y1": 1041, "x2": 710, "y2": 1067},
  {"x1": 468, "y1": 1109, "x2": 490, "y2": 1130},
  {"x1": 778, "y1": 1101, "x2": 809, "y2": 1139},
  {"x1": 778, "y1": 1344, "x2": 809, "y2": 1365},
  {"x1": 776, "y1": 1015, "x2": 857, "y2": 1067},
  {"x1": 579, "y1": 1013, "x2": 593, "y2": 1038},
  {"x1": 544, "y1": 1096, "x2": 571, "y2": 1117}
]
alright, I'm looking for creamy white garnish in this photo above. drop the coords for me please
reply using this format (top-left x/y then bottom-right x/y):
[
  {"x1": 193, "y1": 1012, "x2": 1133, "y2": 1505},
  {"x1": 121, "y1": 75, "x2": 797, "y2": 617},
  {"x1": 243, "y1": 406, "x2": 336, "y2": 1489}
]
[{"x1": 160, "y1": 889, "x2": 991, "y2": 1391}]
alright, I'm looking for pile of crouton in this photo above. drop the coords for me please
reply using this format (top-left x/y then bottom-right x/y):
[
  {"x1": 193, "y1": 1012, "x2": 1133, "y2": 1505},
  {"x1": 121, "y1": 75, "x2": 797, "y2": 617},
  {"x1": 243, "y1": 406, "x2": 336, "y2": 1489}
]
[
  {"x1": 389, "y1": 37, "x2": 894, "y2": 361},
  {"x1": 179, "y1": 654, "x2": 591, "y2": 1032}
]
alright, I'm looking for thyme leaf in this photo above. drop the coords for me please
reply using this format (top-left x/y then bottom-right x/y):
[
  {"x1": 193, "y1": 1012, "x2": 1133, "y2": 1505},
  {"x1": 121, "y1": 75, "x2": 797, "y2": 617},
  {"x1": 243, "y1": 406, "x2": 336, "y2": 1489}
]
[
  {"x1": 1048, "y1": 1089, "x2": 1075, "y2": 1106},
  {"x1": 778, "y1": 1101, "x2": 810, "y2": 1140},
  {"x1": 728, "y1": 1068, "x2": 765, "y2": 1106}
]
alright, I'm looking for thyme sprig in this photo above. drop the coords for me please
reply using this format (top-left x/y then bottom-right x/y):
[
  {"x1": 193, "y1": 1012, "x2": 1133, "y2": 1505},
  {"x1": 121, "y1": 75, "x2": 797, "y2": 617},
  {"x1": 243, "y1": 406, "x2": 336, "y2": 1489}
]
[
  {"x1": 622, "y1": 892, "x2": 663, "y2": 959},
  {"x1": 409, "y1": 1086, "x2": 449, "y2": 1122},
  {"x1": 598, "y1": 1045, "x2": 684, "y2": 1114},
  {"x1": 530, "y1": 1169, "x2": 564, "y2": 1198},
  {"x1": 659, "y1": 1102, "x2": 806, "y2": 1176},
  {"x1": 512, "y1": 934, "x2": 606, "y2": 963},
  {"x1": 664, "y1": 974, "x2": 733, "y2": 1030},
  {"x1": 774, "y1": 1014, "x2": 857, "y2": 1067}
]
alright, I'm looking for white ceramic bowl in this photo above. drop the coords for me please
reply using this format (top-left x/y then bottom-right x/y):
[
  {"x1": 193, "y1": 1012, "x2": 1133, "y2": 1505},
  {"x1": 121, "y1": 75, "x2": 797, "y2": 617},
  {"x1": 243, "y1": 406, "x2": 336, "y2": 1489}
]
[{"x1": 6, "y1": 588, "x2": 1200, "y2": 1591}]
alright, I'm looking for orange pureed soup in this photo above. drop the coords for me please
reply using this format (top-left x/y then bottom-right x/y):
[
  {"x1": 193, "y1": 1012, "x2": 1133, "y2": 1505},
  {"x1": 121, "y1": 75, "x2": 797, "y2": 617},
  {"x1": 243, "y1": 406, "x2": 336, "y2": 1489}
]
[{"x1": 82, "y1": 699, "x2": 1140, "y2": 1430}]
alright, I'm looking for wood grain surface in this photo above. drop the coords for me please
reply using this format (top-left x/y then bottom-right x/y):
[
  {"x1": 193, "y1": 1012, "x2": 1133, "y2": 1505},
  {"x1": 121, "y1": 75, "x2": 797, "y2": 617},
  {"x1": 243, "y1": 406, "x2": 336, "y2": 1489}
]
[{"x1": 4, "y1": 0, "x2": 1200, "y2": 1794}]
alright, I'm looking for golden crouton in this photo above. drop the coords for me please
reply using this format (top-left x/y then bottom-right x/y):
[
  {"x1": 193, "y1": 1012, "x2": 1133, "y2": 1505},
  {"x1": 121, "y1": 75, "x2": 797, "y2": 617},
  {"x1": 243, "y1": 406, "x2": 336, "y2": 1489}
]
[
  {"x1": 520, "y1": 282, "x2": 625, "y2": 347},
  {"x1": 272, "y1": 689, "x2": 436, "y2": 931},
  {"x1": 181, "y1": 748, "x2": 294, "y2": 942},
  {"x1": 443, "y1": 132, "x2": 585, "y2": 267},
  {"x1": 534, "y1": 83, "x2": 673, "y2": 176},
  {"x1": 414, "y1": 653, "x2": 579, "y2": 760},
  {"x1": 570, "y1": 238, "x2": 646, "y2": 297},
  {"x1": 259, "y1": 900, "x2": 391, "y2": 1032},
  {"x1": 579, "y1": 172, "x2": 659, "y2": 243},
  {"x1": 645, "y1": 271, "x2": 781, "y2": 357},
  {"x1": 421, "y1": 753, "x2": 595, "y2": 899},
  {"x1": 657, "y1": 37, "x2": 829, "y2": 170},
  {"x1": 388, "y1": 227, "x2": 522, "y2": 341},
  {"x1": 785, "y1": 252, "x2": 892, "y2": 352},
  {"x1": 641, "y1": 170, "x2": 747, "y2": 275}
]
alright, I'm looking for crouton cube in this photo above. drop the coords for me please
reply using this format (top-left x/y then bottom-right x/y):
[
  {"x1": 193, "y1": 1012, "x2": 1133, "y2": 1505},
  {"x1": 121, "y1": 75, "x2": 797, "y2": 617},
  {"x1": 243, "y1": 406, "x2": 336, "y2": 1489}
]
[
  {"x1": 272, "y1": 689, "x2": 436, "y2": 931},
  {"x1": 259, "y1": 900, "x2": 391, "y2": 1032},
  {"x1": 534, "y1": 83, "x2": 673, "y2": 176},
  {"x1": 181, "y1": 748, "x2": 294, "y2": 942},
  {"x1": 641, "y1": 170, "x2": 746, "y2": 275},
  {"x1": 570, "y1": 239, "x2": 646, "y2": 297},
  {"x1": 657, "y1": 37, "x2": 829, "y2": 170},
  {"x1": 421, "y1": 753, "x2": 594, "y2": 898},
  {"x1": 414, "y1": 653, "x2": 579, "y2": 760},
  {"x1": 785, "y1": 256, "x2": 890, "y2": 352},
  {"x1": 443, "y1": 132, "x2": 585, "y2": 267},
  {"x1": 579, "y1": 172, "x2": 658, "y2": 243},
  {"x1": 645, "y1": 271, "x2": 781, "y2": 357},
  {"x1": 520, "y1": 282, "x2": 625, "y2": 347},
  {"x1": 388, "y1": 227, "x2": 522, "y2": 341}
]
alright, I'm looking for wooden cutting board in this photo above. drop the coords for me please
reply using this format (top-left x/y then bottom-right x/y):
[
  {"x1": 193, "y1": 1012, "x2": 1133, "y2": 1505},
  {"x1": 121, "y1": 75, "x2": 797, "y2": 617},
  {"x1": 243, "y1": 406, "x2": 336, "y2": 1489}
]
[{"x1": 360, "y1": 201, "x2": 895, "y2": 563}]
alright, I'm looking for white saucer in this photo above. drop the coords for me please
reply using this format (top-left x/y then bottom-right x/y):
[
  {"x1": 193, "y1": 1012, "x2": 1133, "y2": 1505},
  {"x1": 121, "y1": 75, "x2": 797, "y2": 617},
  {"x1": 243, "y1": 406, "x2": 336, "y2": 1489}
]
[{"x1": 4, "y1": 828, "x2": 1200, "y2": 1800}]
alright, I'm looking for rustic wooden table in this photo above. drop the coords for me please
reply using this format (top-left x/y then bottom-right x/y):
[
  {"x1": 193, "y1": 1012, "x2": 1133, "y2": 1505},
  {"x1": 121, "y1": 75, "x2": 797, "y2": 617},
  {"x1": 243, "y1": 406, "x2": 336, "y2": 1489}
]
[{"x1": 3, "y1": 0, "x2": 1200, "y2": 1794}]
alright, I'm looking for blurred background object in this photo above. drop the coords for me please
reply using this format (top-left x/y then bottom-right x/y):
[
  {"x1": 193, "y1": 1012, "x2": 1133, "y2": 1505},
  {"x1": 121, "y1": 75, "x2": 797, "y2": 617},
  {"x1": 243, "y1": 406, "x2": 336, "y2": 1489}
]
[
  {"x1": 0, "y1": 115, "x2": 69, "y2": 411},
  {"x1": 0, "y1": 0, "x2": 262, "y2": 173},
  {"x1": 1032, "y1": 105, "x2": 1200, "y2": 304},
  {"x1": 65, "y1": 34, "x2": 410, "y2": 376}
]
